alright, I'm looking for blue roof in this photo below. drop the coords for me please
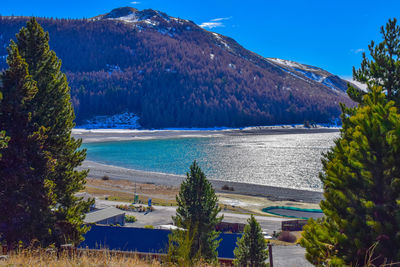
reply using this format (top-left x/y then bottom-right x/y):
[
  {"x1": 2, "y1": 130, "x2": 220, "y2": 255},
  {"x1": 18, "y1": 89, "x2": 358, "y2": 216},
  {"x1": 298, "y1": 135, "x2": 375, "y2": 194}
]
[{"x1": 79, "y1": 225, "x2": 241, "y2": 259}]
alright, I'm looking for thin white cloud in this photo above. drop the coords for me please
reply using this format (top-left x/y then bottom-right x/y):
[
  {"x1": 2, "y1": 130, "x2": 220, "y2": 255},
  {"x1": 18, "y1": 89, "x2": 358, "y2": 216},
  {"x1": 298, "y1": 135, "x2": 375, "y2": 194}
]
[
  {"x1": 210, "y1": 16, "x2": 233, "y2": 22},
  {"x1": 200, "y1": 16, "x2": 232, "y2": 29},
  {"x1": 351, "y1": 48, "x2": 365, "y2": 54},
  {"x1": 199, "y1": 22, "x2": 224, "y2": 29},
  {"x1": 130, "y1": 1, "x2": 140, "y2": 4}
]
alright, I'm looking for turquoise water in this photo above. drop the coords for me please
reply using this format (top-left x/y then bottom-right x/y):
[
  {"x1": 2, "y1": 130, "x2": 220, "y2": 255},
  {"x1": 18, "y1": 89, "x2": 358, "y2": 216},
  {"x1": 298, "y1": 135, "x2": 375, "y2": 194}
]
[{"x1": 82, "y1": 132, "x2": 338, "y2": 191}]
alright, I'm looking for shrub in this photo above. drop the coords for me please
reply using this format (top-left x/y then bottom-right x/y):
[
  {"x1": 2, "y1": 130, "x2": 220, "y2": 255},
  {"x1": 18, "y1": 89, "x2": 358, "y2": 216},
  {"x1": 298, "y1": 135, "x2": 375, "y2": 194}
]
[
  {"x1": 144, "y1": 225, "x2": 154, "y2": 229},
  {"x1": 125, "y1": 215, "x2": 137, "y2": 223},
  {"x1": 277, "y1": 231, "x2": 296, "y2": 243},
  {"x1": 221, "y1": 184, "x2": 234, "y2": 191}
]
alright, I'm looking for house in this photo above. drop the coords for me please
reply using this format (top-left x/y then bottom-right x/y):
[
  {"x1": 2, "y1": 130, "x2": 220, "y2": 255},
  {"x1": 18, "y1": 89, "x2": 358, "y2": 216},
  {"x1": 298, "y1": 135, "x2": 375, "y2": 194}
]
[{"x1": 84, "y1": 207, "x2": 125, "y2": 226}]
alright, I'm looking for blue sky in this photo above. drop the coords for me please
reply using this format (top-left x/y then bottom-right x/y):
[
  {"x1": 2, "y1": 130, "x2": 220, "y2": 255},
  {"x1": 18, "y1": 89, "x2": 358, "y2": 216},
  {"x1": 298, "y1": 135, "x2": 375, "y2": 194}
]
[{"x1": 1, "y1": 0, "x2": 399, "y2": 78}]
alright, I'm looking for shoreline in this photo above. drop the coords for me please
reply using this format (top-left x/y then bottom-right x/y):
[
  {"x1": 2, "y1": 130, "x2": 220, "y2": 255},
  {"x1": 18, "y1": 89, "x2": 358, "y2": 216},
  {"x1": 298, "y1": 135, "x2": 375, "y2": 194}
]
[
  {"x1": 79, "y1": 160, "x2": 323, "y2": 204},
  {"x1": 72, "y1": 126, "x2": 339, "y2": 143}
]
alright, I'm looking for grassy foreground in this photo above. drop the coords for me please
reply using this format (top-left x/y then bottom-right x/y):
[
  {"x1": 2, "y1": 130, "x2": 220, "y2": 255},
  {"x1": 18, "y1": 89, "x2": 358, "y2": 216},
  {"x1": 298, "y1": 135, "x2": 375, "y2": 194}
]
[
  {"x1": 1, "y1": 248, "x2": 223, "y2": 267},
  {"x1": 2, "y1": 249, "x2": 163, "y2": 267}
]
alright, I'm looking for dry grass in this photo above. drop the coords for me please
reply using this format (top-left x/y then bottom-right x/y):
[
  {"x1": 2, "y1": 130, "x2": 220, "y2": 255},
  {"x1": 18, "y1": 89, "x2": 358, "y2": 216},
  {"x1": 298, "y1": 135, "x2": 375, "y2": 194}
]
[
  {"x1": 1, "y1": 248, "x2": 228, "y2": 267},
  {"x1": 2, "y1": 249, "x2": 164, "y2": 267},
  {"x1": 86, "y1": 177, "x2": 179, "y2": 199},
  {"x1": 83, "y1": 178, "x2": 177, "y2": 206}
]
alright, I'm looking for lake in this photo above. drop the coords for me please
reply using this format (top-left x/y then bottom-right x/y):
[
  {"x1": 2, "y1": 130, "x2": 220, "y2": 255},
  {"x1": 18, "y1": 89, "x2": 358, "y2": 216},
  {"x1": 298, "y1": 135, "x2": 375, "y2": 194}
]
[{"x1": 82, "y1": 131, "x2": 339, "y2": 191}]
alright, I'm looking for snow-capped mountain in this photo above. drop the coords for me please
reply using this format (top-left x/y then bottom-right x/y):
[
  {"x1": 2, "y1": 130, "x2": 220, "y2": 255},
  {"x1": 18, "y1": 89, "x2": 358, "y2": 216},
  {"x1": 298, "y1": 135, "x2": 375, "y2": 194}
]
[
  {"x1": 0, "y1": 8, "x2": 355, "y2": 128},
  {"x1": 89, "y1": 7, "x2": 354, "y2": 94},
  {"x1": 91, "y1": 7, "x2": 190, "y2": 36}
]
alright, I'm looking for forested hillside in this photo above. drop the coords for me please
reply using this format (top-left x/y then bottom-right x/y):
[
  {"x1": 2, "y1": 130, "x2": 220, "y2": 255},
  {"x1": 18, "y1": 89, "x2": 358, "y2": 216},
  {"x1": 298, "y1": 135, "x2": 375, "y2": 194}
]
[{"x1": 0, "y1": 7, "x2": 354, "y2": 128}]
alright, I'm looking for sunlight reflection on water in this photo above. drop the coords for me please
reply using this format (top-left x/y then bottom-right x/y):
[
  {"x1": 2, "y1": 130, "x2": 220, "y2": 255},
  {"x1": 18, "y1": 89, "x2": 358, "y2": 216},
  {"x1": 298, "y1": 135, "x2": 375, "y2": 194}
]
[{"x1": 82, "y1": 132, "x2": 339, "y2": 191}]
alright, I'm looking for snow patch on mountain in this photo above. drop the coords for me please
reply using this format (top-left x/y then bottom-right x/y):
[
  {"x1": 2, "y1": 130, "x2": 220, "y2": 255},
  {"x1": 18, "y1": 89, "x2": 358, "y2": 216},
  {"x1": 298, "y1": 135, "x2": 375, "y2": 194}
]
[
  {"x1": 115, "y1": 13, "x2": 139, "y2": 23},
  {"x1": 322, "y1": 78, "x2": 337, "y2": 91},
  {"x1": 212, "y1": 33, "x2": 231, "y2": 50},
  {"x1": 268, "y1": 58, "x2": 300, "y2": 69},
  {"x1": 267, "y1": 58, "x2": 323, "y2": 73},
  {"x1": 272, "y1": 63, "x2": 310, "y2": 83},
  {"x1": 143, "y1": 18, "x2": 159, "y2": 26},
  {"x1": 294, "y1": 68, "x2": 324, "y2": 82},
  {"x1": 266, "y1": 58, "x2": 352, "y2": 92},
  {"x1": 77, "y1": 112, "x2": 141, "y2": 129}
]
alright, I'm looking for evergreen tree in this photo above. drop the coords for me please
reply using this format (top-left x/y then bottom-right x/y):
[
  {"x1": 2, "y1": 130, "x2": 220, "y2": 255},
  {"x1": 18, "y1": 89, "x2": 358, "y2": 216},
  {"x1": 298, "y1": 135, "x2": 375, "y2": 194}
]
[
  {"x1": 0, "y1": 131, "x2": 8, "y2": 157},
  {"x1": 0, "y1": 42, "x2": 55, "y2": 247},
  {"x1": 0, "y1": 74, "x2": 10, "y2": 156},
  {"x1": 0, "y1": 90, "x2": 9, "y2": 157},
  {"x1": 348, "y1": 18, "x2": 400, "y2": 104},
  {"x1": 234, "y1": 215, "x2": 269, "y2": 267},
  {"x1": 301, "y1": 86, "x2": 400, "y2": 265},
  {"x1": 171, "y1": 161, "x2": 223, "y2": 262},
  {"x1": 14, "y1": 18, "x2": 92, "y2": 246},
  {"x1": 300, "y1": 217, "x2": 343, "y2": 265},
  {"x1": 167, "y1": 222, "x2": 199, "y2": 266}
]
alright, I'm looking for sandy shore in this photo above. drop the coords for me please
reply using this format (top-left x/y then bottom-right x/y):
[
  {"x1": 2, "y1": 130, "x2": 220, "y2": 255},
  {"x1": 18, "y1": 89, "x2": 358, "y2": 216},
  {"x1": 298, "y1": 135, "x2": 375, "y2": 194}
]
[{"x1": 79, "y1": 160, "x2": 323, "y2": 204}]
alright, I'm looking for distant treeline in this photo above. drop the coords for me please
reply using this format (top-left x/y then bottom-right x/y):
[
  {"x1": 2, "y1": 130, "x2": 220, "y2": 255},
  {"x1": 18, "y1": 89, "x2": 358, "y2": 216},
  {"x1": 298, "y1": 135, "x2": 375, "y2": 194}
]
[{"x1": 0, "y1": 16, "x2": 352, "y2": 128}]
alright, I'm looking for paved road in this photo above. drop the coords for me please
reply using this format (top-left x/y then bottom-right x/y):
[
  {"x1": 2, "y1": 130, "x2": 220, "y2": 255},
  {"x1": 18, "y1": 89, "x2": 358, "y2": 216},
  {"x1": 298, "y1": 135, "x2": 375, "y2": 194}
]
[
  {"x1": 96, "y1": 199, "x2": 292, "y2": 234},
  {"x1": 272, "y1": 246, "x2": 312, "y2": 267}
]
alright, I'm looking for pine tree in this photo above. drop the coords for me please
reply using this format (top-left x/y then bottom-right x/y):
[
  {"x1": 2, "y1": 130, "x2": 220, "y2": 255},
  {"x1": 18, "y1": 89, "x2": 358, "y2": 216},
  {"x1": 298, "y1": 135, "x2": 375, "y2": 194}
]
[
  {"x1": 0, "y1": 131, "x2": 8, "y2": 157},
  {"x1": 171, "y1": 160, "x2": 223, "y2": 262},
  {"x1": 300, "y1": 217, "x2": 343, "y2": 265},
  {"x1": 234, "y1": 215, "x2": 269, "y2": 267},
  {"x1": 14, "y1": 18, "x2": 92, "y2": 246},
  {"x1": 167, "y1": 222, "x2": 199, "y2": 266},
  {"x1": 348, "y1": 18, "x2": 400, "y2": 104},
  {"x1": 0, "y1": 42, "x2": 56, "y2": 247},
  {"x1": 301, "y1": 86, "x2": 400, "y2": 265},
  {"x1": 0, "y1": 90, "x2": 9, "y2": 155}
]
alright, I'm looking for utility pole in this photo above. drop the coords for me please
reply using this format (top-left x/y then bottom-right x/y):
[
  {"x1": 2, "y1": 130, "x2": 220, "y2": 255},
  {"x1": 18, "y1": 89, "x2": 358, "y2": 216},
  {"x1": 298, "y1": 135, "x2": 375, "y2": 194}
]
[
  {"x1": 268, "y1": 243, "x2": 273, "y2": 267},
  {"x1": 134, "y1": 182, "x2": 137, "y2": 203}
]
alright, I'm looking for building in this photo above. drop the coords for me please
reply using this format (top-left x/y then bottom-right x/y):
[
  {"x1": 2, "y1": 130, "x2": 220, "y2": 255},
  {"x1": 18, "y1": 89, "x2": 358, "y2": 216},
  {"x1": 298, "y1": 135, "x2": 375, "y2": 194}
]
[
  {"x1": 84, "y1": 207, "x2": 125, "y2": 226},
  {"x1": 281, "y1": 219, "x2": 308, "y2": 231},
  {"x1": 79, "y1": 225, "x2": 241, "y2": 261},
  {"x1": 216, "y1": 221, "x2": 245, "y2": 233}
]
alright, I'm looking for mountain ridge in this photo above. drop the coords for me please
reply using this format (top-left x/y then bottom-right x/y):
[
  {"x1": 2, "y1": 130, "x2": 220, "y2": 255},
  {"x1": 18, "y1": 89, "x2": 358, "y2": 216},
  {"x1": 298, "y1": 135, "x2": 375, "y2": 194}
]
[
  {"x1": 0, "y1": 8, "x2": 355, "y2": 128},
  {"x1": 92, "y1": 7, "x2": 356, "y2": 94}
]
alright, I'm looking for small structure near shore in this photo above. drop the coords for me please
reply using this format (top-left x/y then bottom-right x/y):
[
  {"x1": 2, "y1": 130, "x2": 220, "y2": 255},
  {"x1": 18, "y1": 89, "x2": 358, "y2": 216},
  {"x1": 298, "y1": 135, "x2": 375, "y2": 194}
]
[
  {"x1": 216, "y1": 221, "x2": 245, "y2": 233},
  {"x1": 84, "y1": 207, "x2": 125, "y2": 226},
  {"x1": 281, "y1": 220, "x2": 308, "y2": 231}
]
